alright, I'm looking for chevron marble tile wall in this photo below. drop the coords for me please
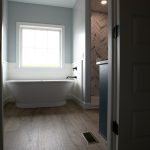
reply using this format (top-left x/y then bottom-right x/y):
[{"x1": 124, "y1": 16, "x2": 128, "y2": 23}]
[{"x1": 91, "y1": 11, "x2": 108, "y2": 96}]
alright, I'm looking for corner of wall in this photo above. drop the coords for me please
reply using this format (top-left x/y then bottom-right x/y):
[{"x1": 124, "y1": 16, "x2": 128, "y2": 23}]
[{"x1": 72, "y1": 0, "x2": 92, "y2": 105}]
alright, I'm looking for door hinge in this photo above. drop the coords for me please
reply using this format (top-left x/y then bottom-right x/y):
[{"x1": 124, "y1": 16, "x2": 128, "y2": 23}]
[
  {"x1": 112, "y1": 121, "x2": 119, "y2": 135},
  {"x1": 113, "y1": 25, "x2": 120, "y2": 38}
]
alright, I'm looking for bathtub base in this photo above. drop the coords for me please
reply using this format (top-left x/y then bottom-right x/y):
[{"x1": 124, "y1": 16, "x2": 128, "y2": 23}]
[{"x1": 16, "y1": 100, "x2": 66, "y2": 108}]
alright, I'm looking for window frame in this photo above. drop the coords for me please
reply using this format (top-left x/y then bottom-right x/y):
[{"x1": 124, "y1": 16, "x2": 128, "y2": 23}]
[{"x1": 16, "y1": 22, "x2": 65, "y2": 69}]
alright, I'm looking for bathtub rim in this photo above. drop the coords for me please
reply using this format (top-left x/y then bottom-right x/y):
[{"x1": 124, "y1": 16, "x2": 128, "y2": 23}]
[{"x1": 6, "y1": 79, "x2": 75, "y2": 83}]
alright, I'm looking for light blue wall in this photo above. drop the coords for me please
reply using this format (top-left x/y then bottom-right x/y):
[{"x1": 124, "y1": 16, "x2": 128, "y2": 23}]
[
  {"x1": 8, "y1": 1, "x2": 73, "y2": 63},
  {"x1": 2, "y1": 0, "x2": 8, "y2": 103},
  {"x1": 2, "y1": 0, "x2": 8, "y2": 62}
]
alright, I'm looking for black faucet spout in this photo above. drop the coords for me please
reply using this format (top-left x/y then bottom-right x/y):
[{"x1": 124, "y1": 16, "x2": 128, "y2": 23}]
[{"x1": 66, "y1": 76, "x2": 77, "y2": 79}]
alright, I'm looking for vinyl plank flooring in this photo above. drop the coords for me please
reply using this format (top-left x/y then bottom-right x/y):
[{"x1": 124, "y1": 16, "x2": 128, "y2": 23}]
[{"x1": 4, "y1": 101, "x2": 107, "y2": 150}]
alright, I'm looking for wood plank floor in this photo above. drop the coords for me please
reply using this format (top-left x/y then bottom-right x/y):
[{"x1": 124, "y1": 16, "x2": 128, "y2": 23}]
[{"x1": 4, "y1": 101, "x2": 107, "y2": 150}]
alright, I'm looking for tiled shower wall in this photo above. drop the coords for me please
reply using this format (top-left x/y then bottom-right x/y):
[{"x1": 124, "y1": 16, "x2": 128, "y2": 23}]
[{"x1": 91, "y1": 11, "x2": 108, "y2": 96}]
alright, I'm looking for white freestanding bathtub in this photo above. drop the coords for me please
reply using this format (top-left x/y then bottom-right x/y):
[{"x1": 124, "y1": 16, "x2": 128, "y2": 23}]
[{"x1": 6, "y1": 80, "x2": 74, "y2": 108}]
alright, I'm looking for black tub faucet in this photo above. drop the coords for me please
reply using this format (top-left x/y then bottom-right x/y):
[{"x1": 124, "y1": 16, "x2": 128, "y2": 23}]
[
  {"x1": 73, "y1": 67, "x2": 77, "y2": 71},
  {"x1": 66, "y1": 76, "x2": 77, "y2": 79}
]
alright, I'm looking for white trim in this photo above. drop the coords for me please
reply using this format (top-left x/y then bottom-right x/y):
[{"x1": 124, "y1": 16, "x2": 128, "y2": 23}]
[
  {"x1": 69, "y1": 94, "x2": 99, "y2": 109},
  {"x1": 98, "y1": 134, "x2": 108, "y2": 144},
  {"x1": 107, "y1": 0, "x2": 119, "y2": 150},
  {"x1": 91, "y1": 96, "x2": 99, "y2": 107},
  {"x1": 16, "y1": 22, "x2": 65, "y2": 69},
  {"x1": 3, "y1": 96, "x2": 15, "y2": 106},
  {"x1": 16, "y1": 100, "x2": 66, "y2": 108}
]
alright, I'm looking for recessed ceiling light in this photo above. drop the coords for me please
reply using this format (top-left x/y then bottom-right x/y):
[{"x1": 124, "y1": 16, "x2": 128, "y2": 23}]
[{"x1": 100, "y1": 0, "x2": 107, "y2": 5}]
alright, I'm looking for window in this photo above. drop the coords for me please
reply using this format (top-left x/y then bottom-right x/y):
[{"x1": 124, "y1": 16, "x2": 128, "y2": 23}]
[{"x1": 17, "y1": 22, "x2": 64, "y2": 68}]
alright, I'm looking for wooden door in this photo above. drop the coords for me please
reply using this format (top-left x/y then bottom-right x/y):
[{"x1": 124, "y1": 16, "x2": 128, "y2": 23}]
[{"x1": 116, "y1": 0, "x2": 150, "y2": 149}]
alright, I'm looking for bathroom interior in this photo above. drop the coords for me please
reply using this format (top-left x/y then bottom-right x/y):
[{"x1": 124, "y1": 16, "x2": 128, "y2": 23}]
[{"x1": 2, "y1": 0, "x2": 108, "y2": 149}]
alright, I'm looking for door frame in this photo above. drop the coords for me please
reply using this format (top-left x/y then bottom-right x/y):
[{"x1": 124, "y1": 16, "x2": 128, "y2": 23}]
[
  {"x1": 87, "y1": 0, "x2": 118, "y2": 149},
  {"x1": 107, "y1": 0, "x2": 119, "y2": 150},
  {"x1": 0, "y1": 0, "x2": 3, "y2": 149}
]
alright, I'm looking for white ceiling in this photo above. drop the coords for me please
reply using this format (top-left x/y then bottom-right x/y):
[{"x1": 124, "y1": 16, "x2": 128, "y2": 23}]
[
  {"x1": 8, "y1": 0, "x2": 108, "y2": 13},
  {"x1": 8, "y1": 0, "x2": 77, "y2": 8}
]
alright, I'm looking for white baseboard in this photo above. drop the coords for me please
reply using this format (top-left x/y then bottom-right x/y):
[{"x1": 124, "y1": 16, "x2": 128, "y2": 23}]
[
  {"x1": 16, "y1": 100, "x2": 66, "y2": 108},
  {"x1": 69, "y1": 94, "x2": 99, "y2": 109},
  {"x1": 91, "y1": 96, "x2": 99, "y2": 108},
  {"x1": 3, "y1": 96, "x2": 15, "y2": 106},
  {"x1": 98, "y1": 134, "x2": 107, "y2": 144}
]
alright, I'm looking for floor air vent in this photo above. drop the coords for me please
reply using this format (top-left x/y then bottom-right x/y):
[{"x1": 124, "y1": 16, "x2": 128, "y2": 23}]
[{"x1": 82, "y1": 132, "x2": 99, "y2": 144}]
